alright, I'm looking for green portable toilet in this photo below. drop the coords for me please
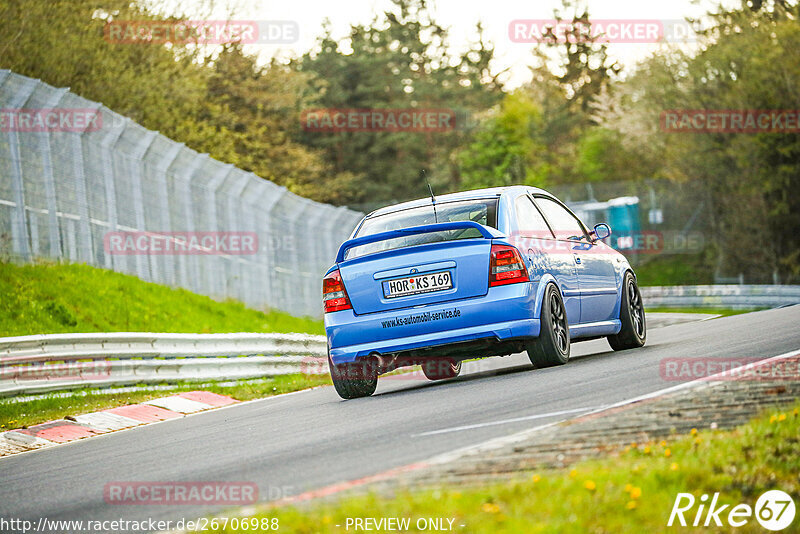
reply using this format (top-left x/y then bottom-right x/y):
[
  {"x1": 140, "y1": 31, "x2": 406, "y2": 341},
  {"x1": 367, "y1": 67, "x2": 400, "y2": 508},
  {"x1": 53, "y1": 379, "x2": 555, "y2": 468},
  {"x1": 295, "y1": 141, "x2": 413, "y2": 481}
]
[{"x1": 606, "y1": 197, "x2": 641, "y2": 252}]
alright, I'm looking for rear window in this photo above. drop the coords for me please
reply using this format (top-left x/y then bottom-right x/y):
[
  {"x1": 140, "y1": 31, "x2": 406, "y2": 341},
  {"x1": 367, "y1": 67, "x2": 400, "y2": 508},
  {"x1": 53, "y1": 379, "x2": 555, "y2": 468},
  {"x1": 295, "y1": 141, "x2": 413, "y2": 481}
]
[{"x1": 348, "y1": 199, "x2": 498, "y2": 259}]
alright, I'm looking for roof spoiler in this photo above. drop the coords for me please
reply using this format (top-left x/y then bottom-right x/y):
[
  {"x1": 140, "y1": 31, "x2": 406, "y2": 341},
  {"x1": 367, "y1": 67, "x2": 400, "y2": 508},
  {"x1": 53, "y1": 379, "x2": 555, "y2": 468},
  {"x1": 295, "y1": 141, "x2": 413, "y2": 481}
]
[{"x1": 335, "y1": 221, "x2": 502, "y2": 263}]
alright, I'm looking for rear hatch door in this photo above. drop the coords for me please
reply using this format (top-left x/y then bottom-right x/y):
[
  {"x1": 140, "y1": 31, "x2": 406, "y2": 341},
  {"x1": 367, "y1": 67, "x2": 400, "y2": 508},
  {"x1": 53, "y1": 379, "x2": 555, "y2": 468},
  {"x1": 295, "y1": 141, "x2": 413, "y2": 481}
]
[{"x1": 336, "y1": 221, "x2": 497, "y2": 315}]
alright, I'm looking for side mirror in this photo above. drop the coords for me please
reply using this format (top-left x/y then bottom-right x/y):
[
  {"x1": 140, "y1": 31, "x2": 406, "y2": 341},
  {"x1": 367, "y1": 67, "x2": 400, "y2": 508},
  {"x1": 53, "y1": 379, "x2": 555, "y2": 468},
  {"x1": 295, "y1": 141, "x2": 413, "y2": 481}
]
[{"x1": 593, "y1": 223, "x2": 611, "y2": 240}]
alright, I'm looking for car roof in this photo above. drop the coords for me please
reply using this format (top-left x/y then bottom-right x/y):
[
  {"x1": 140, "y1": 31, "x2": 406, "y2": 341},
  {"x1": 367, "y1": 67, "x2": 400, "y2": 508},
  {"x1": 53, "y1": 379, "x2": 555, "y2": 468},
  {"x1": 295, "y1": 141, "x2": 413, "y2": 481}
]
[{"x1": 366, "y1": 185, "x2": 551, "y2": 218}]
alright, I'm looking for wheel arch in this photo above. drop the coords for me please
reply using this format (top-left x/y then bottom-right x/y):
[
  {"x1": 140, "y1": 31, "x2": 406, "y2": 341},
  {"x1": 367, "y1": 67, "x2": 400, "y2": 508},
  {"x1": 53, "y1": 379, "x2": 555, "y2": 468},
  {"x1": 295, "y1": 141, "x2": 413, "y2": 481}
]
[
  {"x1": 610, "y1": 267, "x2": 638, "y2": 323},
  {"x1": 532, "y1": 274, "x2": 560, "y2": 320}
]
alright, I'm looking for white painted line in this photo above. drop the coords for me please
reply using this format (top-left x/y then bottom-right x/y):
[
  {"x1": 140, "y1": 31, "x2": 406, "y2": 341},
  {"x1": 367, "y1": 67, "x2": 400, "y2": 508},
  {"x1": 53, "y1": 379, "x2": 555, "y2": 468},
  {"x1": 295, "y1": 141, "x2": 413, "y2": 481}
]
[
  {"x1": 423, "y1": 348, "x2": 800, "y2": 466},
  {"x1": 588, "y1": 348, "x2": 800, "y2": 414},
  {"x1": 157, "y1": 349, "x2": 800, "y2": 530},
  {"x1": 412, "y1": 406, "x2": 600, "y2": 437},
  {"x1": 144, "y1": 396, "x2": 212, "y2": 414},
  {"x1": 72, "y1": 412, "x2": 143, "y2": 432},
  {"x1": 425, "y1": 420, "x2": 565, "y2": 466}
]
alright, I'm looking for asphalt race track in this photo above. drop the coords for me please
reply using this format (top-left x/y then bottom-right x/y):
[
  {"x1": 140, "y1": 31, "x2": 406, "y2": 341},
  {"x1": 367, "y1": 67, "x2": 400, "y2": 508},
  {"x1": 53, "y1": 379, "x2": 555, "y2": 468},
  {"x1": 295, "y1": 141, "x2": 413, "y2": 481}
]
[{"x1": 1, "y1": 306, "x2": 799, "y2": 532}]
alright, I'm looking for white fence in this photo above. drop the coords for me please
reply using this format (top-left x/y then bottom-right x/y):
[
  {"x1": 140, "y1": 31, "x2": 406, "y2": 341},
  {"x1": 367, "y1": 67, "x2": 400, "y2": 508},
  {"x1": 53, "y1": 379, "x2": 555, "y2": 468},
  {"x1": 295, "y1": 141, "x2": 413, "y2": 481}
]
[
  {"x1": 0, "y1": 70, "x2": 362, "y2": 318},
  {"x1": 0, "y1": 332, "x2": 328, "y2": 397},
  {"x1": 641, "y1": 285, "x2": 800, "y2": 309}
]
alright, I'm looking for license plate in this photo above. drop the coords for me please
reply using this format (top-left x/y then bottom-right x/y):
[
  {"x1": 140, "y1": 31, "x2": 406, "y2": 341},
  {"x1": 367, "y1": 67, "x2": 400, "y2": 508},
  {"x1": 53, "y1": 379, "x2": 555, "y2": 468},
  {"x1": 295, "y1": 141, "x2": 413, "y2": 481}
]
[{"x1": 383, "y1": 271, "x2": 452, "y2": 299}]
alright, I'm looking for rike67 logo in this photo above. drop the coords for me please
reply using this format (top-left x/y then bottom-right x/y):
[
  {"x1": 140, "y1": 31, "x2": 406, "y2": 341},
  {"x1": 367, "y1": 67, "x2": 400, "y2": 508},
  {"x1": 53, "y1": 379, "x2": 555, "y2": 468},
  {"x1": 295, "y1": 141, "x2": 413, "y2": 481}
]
[{"x1": 669, "y1": 490, "x2": 795, "y2": 531}]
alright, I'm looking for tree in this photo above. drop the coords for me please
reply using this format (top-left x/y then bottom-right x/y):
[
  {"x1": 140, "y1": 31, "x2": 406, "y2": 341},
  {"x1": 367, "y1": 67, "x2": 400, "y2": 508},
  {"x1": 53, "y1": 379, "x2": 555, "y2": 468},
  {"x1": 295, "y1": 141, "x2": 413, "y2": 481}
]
[
  {"x1": 458, "y1": 91, "x2": 548, "y2": 189},
  {"x1": 0, "y1": 0, "x2": 209, "y2": 142},
  {"x1": 596, "y1": 0, "x2": 800, "y2": 281},
  {"x1": 292, "y1": 0, "x2": 503, "y2": 208}
]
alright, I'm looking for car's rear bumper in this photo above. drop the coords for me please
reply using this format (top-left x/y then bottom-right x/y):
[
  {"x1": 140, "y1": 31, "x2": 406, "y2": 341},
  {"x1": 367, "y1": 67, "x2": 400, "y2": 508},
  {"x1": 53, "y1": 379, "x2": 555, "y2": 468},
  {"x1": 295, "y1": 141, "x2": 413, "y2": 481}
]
[{"x1": 325, "y1": 282, "x2": 539, "y2": 365}]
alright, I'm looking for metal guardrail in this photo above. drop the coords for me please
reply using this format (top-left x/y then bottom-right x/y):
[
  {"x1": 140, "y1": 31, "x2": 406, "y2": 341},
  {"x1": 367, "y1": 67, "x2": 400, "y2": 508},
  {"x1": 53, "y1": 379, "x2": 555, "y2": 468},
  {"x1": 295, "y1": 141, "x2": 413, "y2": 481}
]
[
  {"x1": 641, "y1": 285, "x2": 800, "y2": 309},
  {"x1": 2, "y1": 285, "x2": 797, "y2": 396},
  {"x1": 0, "y1": 333, "x2": 328, "y2": 397}
]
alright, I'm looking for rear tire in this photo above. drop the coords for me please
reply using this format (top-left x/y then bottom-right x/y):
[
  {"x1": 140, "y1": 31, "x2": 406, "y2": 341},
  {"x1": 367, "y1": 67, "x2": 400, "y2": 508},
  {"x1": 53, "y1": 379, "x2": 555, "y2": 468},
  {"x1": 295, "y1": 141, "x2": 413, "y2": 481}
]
[
  {"x1": 422, "y1": 359, "x2": 462, "y2": 380},
  {"x1": 608, "y1": 272, "x2": 646, "y2": 351},
  {"x1": 526, "y1": 284, "x2": 570, "y2": 368},
  {"x1": 328, "y1": 354, "x2": 378, "y2": 399}
]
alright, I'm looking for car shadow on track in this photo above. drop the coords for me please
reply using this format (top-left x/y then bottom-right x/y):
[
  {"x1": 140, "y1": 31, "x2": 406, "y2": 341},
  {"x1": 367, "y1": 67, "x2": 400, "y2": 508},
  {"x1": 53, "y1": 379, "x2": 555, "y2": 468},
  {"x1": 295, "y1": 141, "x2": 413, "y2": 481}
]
[{"x1": 369, "y1": 346, "x2": 623, "y2": 399}]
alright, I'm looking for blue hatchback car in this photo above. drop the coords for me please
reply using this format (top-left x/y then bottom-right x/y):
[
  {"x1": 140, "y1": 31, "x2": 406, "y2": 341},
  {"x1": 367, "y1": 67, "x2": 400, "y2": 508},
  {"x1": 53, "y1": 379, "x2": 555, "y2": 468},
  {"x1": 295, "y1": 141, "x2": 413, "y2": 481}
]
[{"x1": 323, "y1": 186, "x2": 646, "y2": 399}]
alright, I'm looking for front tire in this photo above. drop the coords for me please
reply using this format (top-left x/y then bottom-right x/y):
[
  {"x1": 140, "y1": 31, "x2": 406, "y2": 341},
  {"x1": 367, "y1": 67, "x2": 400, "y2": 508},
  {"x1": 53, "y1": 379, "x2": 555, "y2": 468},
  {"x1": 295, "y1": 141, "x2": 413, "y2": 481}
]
[
  {"x1": 422, "y1": 359, "x2": 462, "y2": 380},
  {"x1": 328, "y1": 354, "x2": 378, "y2": 399},
  {"x1": 526, "y1": 284, "x2": 570, "y2": 368},
  {"x1": 608, "y1": 272, "x2": 646, "y2": 351}
]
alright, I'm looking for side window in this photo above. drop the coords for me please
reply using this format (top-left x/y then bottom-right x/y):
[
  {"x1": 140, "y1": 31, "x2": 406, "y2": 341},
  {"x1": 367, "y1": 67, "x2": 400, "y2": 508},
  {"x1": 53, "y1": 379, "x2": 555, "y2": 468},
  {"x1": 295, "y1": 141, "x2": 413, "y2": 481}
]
[
  {"x1": 534, "y1": 196, "x2": 586, "y2": 240},
  {"x1": 515, "y1": 195, "x2": 554, "y2": 238}
]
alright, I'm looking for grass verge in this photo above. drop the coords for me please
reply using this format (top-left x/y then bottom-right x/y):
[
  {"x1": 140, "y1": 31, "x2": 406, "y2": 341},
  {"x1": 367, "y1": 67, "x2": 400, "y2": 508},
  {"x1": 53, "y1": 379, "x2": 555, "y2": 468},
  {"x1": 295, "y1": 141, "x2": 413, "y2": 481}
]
[
  {"x1": 0, "y1": 260, "x2": 323, "y2": 336},
  {"x1": 0, "y1": 374, "x2": 332, "y2": 430},
  {"x1": 633, "y1": 254, "x2": 714, "y2": 286},
  {"x1": 211, "y1": 403, "x2": 800, "y2": 533}
]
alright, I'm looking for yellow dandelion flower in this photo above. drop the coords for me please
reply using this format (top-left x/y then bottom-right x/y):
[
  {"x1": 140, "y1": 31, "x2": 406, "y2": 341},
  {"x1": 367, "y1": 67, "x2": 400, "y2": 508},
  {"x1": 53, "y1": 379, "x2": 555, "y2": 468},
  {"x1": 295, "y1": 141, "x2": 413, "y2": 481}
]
[
  {"x1": 624, "y1": 484, "x2": 633, "y2": 493},
  {"x1": 690, "y1": 428, "x2": 697, "y2": 436},
  {"x1": 630, "y1": 442, "x2": 637, "y2": 448},
  {"x1": 659, "y1": 440, "x2": 667, "y2": 447},
  {"x1": 584, "y1": 480, "x2": 596, "y2": 491},
  {"x1": 778, "y1": 414, "x2": 786, "y2": 422},
  {"x1": 770, "y1": 415, "x2": 778, "y2": 423},
  {"x1": 626, "y1": 501, "x2": 638, "y2": 510},
  {"x1": 532, "y1": 475, "x2": 541, "y2": 483},
  {"x1": 630, "y1": 487, "x2": 642, "y2": 500},
  {"x1": 482, "y1": 503, "x2": 501, "y2": 514},
  {"x1": 664, "y1": 448, "x2": 671, "y2": 457},
  {"x1": 694, "y1": 437, "x2": 702, "y2": 445},
  {"x1": 643, "y1": 446, "x2": 651, "y2": 454},
  {"x1": 670, "y1": 463, "x2": 679, "y2": 471},
  {"x1": 569, "y1": 469, "x2": 578, "y2": 478}
]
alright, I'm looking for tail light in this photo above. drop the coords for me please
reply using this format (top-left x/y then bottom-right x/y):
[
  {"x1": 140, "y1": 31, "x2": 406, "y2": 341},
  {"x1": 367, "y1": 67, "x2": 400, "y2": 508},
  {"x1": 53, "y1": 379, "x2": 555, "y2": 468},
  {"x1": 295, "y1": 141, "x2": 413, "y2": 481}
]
[
  {"x1": 489, "y1": 244, "x2": 529, "y2": 287},
  {"x1": 323, "y1": 269, "x2": 352, "y2": 313}
]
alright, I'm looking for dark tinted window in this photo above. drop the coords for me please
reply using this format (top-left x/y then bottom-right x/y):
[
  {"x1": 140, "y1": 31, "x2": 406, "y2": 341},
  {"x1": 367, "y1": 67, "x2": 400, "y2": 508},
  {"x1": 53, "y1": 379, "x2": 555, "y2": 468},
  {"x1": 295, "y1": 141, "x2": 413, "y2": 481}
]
[{"x1": 348, "y1": 199, "x2": 498, "y2": 259}]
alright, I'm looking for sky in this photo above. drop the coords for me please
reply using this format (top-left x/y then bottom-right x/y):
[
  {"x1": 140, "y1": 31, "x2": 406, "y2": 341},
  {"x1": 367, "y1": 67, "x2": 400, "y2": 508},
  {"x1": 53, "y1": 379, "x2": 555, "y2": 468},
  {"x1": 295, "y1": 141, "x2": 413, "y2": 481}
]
[{"x1": 160, "y1": 0, "x2": 735, "y2": 87}]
